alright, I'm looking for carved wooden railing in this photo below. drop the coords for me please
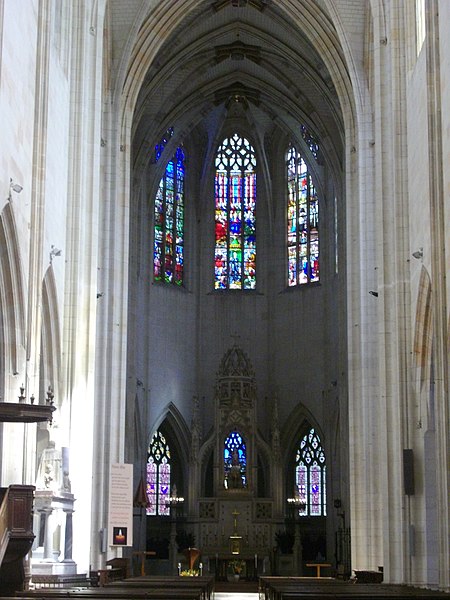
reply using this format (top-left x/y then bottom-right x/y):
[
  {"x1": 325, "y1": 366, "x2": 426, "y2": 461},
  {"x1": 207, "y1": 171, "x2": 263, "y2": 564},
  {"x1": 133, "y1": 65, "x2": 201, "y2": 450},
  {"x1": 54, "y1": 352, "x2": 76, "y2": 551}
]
[{"x1": 0, "y1": 485, "x2": 35, "y2": 595}]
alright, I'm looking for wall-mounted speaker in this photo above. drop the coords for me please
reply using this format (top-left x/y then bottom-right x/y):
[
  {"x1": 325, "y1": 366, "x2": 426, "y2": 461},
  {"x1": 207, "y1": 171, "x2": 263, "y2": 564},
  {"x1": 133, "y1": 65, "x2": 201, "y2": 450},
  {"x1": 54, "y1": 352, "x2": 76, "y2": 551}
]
[{"x1": 403, "y1": 449, "x2": 415, "y2": 495}]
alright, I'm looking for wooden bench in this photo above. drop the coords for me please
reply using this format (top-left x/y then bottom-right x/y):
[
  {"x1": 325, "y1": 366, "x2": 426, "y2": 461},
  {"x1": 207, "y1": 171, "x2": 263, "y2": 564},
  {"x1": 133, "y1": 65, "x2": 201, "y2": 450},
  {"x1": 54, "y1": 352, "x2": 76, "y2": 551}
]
[
  {"x1": 31, "y1": 573, "x2": 91, "y2": 589},
  {"x1": 258, "y1": 576, "x2": 450, "y2": 600},
  {"x1": 17, "y1": 590, "x2": 203, "y2": 600},
  {"x1": 16, "y1": 575, "x2": 214, "y2": 600},
  {"x1": 107, "y1": 575, "x2": 215, "y2": 600},
  {"x1": 91, "y1": 567, "x2": 123, "y2": 586}
]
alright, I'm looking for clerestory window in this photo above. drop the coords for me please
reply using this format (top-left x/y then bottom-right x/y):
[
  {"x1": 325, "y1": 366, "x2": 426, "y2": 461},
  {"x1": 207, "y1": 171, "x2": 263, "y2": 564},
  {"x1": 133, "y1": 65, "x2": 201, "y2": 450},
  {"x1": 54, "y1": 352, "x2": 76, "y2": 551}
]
[
  {"x1": 286, "y1": 144, "x2": 319, "y2": 286},
  {"x1": 153, "y1": 147, "x2": 185, "y2": 285},
  {"x1": 214, "y1": 133, "x2": 256, "y2": 289}
]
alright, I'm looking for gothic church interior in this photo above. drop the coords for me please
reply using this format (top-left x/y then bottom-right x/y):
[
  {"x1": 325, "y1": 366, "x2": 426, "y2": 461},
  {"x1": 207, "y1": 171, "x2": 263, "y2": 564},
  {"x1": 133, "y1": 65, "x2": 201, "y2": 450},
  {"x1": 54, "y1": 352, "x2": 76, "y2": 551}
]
[{"x1": 0, "y1": 0, "x2": 449, "y2": 593}]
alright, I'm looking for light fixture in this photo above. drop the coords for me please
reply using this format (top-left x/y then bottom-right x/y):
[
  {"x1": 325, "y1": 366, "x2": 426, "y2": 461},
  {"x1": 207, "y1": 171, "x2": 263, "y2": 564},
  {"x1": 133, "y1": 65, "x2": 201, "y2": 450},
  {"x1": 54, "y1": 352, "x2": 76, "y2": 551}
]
[
  {"x1": 412, "y1": 247, "x2": 423, "y2": 260},
  {"x1": 10, "y1": 178, "x2": 23, "y2": 194},
  {"x1": 49, "y1": 245, "x2": 62, "y2": 264},
  {"x1": 287, "y1": 488, "x2": 306, "y2": 512},
  {"x1": 167, "y1": 485, "x2": 185, "y2": 507}
]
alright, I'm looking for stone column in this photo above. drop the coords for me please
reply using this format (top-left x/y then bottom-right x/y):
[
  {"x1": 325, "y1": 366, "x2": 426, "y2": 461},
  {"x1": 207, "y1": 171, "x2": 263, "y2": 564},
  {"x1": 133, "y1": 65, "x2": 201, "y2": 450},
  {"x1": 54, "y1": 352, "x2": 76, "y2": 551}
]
[
  {"x1": 63, "y1": 509, "x2": 74, "y2": 561},
  {"x1": 43, "y1": 507, "x2": 54, "y2": 560}
]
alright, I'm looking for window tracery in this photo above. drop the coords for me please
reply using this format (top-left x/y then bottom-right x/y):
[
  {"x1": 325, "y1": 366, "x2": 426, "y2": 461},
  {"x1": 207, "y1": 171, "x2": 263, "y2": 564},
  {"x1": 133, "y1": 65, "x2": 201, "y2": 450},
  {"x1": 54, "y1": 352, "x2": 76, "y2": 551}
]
[
  {"x1": 286, "y1": 144, "x2": 319, "y2": 286},
  {"x1": 146, "y1": 431, "x2": 171, "y2": 516},
  {"x1": 153, "y1": 147, "x2": 185, "y2": 285},
  {"x1": 214, "y1": 133, "x2": 256, "y2": 289},
  {"x1": 295, "y1": 428, "x2": 326, "y2": 516}
]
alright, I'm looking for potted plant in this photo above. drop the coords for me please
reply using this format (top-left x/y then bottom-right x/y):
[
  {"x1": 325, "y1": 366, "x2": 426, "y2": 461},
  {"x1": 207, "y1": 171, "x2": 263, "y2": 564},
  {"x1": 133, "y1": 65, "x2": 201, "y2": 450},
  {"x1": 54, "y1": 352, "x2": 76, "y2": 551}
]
[{"x1": 229, "y1": 559, "x2": 245, "y2": 581}]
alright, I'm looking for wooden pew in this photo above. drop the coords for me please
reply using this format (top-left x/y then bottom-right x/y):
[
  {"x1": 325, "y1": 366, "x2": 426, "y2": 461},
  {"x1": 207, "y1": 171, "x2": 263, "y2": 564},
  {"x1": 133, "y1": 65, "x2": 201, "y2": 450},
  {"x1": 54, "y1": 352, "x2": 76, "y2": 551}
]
[
  {"x1": 106, "y1": 575, "x2": 215, "y2": 600},
  {"x1": 15, "y1": 575, "x2": 214, "y2": 600},
  {"x1": 16, "y1": 590, "x2": 203, "y2": 600},
  {"x1": 258, "y1": 576, "x2": 450, "y2": 600}
]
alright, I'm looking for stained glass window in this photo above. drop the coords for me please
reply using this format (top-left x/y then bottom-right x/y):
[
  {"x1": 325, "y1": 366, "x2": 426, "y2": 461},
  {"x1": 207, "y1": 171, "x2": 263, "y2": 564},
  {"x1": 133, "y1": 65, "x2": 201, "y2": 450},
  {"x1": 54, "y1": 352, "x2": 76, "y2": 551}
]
[
  {"x1": 153, "y1": 147, "x2": 185, "y2": 285},
  {"x1": 153, "y1": 127, "x2": 174, "y2": 163},
  {"x1": 300, "y1": 125, "x2": 321, "y2": 162},
  {"x1": 214, "y1": 133, "x2": 256, "y2": 290},
  {"x1": 224, "y1": 431, "x2": 247, "y2": 488},
  {"x1": 146, "y1": 431, "x2": 171, "y2": 516},
  {"x1": 287, "y1": 144, "x2": 319, "y2": 286},
  {"x1": 295, "y1": 428, "x2": 326, "y2": 517}
]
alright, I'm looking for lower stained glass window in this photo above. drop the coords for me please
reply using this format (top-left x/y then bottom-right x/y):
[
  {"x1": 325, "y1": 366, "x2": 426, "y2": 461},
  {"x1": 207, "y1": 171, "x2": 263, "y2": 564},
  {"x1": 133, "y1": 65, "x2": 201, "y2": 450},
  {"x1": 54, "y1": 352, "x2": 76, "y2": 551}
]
[
  {"x1": 146, "y1": 431, "x2": 171, "y2": 516},
  {"x1": 295, "y1": 428, "x2": 326, "y2": 516},
  {"x1": 214, "y1": 133, "x2": 256, "y2": 289}
]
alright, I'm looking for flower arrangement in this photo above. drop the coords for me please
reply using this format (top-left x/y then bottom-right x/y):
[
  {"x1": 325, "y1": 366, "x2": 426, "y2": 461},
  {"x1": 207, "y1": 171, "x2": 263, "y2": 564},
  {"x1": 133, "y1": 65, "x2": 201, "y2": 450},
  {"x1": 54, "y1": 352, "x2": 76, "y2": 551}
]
[
  {"x1": 229, "y1": 559, "x2": 245, "y2": 574},
  {"x1": 180, "y1": 569, "x2": 199, "y2": 577}
]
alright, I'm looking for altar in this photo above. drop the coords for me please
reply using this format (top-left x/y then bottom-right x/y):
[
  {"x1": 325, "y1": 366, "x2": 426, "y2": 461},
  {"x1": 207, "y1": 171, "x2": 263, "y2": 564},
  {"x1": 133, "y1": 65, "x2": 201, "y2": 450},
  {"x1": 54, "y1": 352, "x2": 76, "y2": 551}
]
[
  {"x1": 181, "y1": 347, "x2": 286, "y2": 577},
  {"x1": 209, "y1": 553, "x2": 261, "y2": 581}
]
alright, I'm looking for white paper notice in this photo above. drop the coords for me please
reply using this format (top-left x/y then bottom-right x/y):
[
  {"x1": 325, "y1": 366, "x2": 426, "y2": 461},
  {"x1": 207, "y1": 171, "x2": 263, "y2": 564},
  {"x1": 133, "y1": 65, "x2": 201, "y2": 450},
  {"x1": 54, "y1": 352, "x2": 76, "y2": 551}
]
[{"x1": 108, "y1": 463, "x2": 133, "y2": 547}]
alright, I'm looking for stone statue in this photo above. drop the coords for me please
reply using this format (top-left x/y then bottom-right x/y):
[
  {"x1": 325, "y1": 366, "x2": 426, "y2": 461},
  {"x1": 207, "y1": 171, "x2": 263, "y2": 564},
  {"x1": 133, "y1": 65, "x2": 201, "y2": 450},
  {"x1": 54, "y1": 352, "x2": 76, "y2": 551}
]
[
  {"x1": 36, "y1": 441, "x2": 62, "y2": 492},
  {"x1": 228, "y1": 449, "x2": 243, "y2": 488}
]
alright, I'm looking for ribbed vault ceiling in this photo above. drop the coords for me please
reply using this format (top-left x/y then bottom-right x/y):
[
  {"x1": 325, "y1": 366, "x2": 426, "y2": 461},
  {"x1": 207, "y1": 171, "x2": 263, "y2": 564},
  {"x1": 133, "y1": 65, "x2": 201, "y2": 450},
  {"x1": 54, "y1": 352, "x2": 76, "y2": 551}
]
[{"x1": 121, "y1": 0, "x2": 347, "y2": 178}]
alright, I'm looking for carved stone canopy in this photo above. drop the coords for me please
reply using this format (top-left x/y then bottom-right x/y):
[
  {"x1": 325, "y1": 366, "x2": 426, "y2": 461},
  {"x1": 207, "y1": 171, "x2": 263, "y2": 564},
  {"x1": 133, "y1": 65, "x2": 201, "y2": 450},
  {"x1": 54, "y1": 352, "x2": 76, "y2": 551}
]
[
  {"x1": 216, "y1": 345, "x2": 256, "y2": 411},
  {"x1": 217, "y1": 345, "x2": 255, "y2": 380}
]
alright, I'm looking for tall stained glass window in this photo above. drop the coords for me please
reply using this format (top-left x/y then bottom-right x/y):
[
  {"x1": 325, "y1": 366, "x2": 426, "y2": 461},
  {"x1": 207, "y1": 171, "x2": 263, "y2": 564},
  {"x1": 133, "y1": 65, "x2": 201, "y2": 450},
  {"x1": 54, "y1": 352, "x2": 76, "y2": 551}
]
[
  {"x1": 286, "y1": 144, "x2": 319, "y2": 286},
  {"x1": 146, "y1": 431, "x2": 171, "y2": 516},
  {"x1": 295, "y1": 428, "x2": 326, "y2": 517},
  {"x1": 224, "y1": 431, "x2": 247, "y2": 488},
  {"x1": 214, "y1": 133, "x2": 256, "y2": 289},
  {"x1": 153, "y1": 147, "x2": 185, "y2": 285}
]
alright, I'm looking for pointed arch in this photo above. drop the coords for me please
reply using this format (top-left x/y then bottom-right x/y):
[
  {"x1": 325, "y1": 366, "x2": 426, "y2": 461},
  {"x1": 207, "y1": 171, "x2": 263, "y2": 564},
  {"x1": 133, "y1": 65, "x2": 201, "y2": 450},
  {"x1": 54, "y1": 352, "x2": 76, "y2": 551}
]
[
  {"x1": 282, "y1": 402, "x2": 325, "y2": 462},
  {"x1": 295, "y1": 427, "x2": 327, "y2": 516},
  {"x1": 153, "y1": 146, "x2": 185, "y2": 285},
  {"x1": 41, "y1": 266, "x2": 62, "y2": 403},
  {"x1": 214, "y1": 132, "x2": 257, "y2": 290},
  {"x1": 286, "y1": 142, "x2": 320, "y2": 286},
  {"x1": 413, "y1": 266, "x2": 433, "y2": 387},
  {"x1": 147, "y1": 402, "x2": 191, "y2": 513},
  {"x1": 282, "y1": 403, "x2": 327, "y2": 510},
  {"x1": 223, "y1": 429, "x2": 247, "y2": 488},
  {"x1": 0, "y1": 203, "x2": 26, "y2": 390}
]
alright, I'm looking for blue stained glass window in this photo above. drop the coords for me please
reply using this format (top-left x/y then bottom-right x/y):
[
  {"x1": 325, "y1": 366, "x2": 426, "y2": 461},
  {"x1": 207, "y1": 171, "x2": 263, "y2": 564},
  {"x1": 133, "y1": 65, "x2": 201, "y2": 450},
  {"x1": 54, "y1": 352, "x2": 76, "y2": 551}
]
[
  {"x1": 154, "y1": 147, "x2": 185, "y2": 285},
  {"x1": 300, "y1": 124, "x2": 322, "y2": 163},
  {"x1": 215, "y1": 133, "x2": 256, "y2": 290},
  {"x1": 295, "y1": 428, "x2": 326, "y2": 517},
  {"x1": 146, "y1": 431, "x2": 171, "y2": 516},
  {"x1": 224, "y1": 431, "x2": 247, "y2": 488},
  {"x1": 154, "y1": 127, "x2": 174, "y2": 163},
  {"x1": 286, "y1": 144, "x2": 319, "y2": 286}
]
